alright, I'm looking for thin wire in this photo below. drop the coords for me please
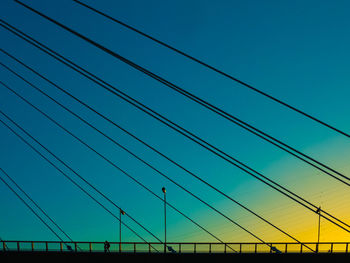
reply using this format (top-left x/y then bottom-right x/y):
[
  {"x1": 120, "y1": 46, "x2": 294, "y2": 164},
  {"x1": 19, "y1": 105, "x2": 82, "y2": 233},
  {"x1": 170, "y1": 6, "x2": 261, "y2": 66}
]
[
  {"x1": 0, "y1": 167, "x2": 77, "y2": 246},
  {"x1": 3, "y1": 51, "x2": 348, "y2": 234},
  {"x1": 2, "y1": 12, "x2": 349, "y2": 210},
  {"x1": 0, "y1": 115, "x2": 155, "y2": 247},
  {"x1": 0, "y1": 63, "x2": 238, "y2": 251},
  {"x1": 0, "y1": 89, "x2": 237, "y2": 252},
  {"x1": 0, "y1": 59, "x2": 334, "y2": 251},
  {"x1": 71, "y1": 0, "x2": 350, "y2": 139},
  {"x1": 0, "y1": 80, "x2": 263, "y2": 251},
  {"x1": 19, "y1": 0, "x2": 350, "y2": 186},
  {"x1": 0, "y1": 20, "x2": 322, "y2": 212},
  {"x1": 0, "y1": 20, "x2": 348, "y2": 237},
  {"x1": 0, "y1": 106, "x2": 162, "y2": 244},
  {"x1": 0, "y1": 173, "x2": 66, "y2": 243},
  {"x1": 0, "y1": 97, "x2": 237, "y2": 250}
]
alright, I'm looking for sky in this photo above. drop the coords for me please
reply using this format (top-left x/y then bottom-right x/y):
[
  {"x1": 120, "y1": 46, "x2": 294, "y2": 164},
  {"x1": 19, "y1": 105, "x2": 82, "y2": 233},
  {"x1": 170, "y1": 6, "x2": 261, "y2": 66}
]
[{"x1": 0, "y1": 0, "x2": 350, "y2": 250}]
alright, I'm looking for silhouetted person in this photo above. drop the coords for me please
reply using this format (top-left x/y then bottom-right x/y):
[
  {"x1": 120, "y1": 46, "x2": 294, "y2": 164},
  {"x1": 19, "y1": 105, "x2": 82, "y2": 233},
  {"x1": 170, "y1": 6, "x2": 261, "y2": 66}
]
[
  {"x1": 271, "y1": 246, "x2": 281, "y2": 254},
  {"x1": 104, "y1": 240, "x2": 110, "y2": 252},
  {"x1": 167, "y1": 246, "x2": 176, "y2": 253}
]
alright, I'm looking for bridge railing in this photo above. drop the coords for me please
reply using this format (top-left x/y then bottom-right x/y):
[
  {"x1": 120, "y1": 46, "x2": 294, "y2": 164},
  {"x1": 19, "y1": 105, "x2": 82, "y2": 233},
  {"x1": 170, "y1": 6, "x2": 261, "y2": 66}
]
[{"x1": 1, "y1": 241, "x2": 349, "y2": 254}]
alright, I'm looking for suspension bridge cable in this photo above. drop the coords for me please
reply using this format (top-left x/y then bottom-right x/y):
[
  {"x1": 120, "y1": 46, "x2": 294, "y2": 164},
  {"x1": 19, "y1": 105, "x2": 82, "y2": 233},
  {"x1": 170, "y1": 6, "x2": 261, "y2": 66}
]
[
  {"x1": 0, "y1": 116, "x2": 156, "y2": 247},
  {"x1": 17, "y1": 0, "x2": 350, "y2": 186},
  {"x1": 0, "y1": 92, "x2": 237, "y2": 251},
  {"x1": 0, "y1": 106, "x2": 163, "y2": 246},
  {"x1": 71, "y1": 0, "x2": 350, "y2": 139},
  {"x1": 0, "y1": 96, "x2": 235, "y2": 250},
  {"x1": 0, "y1": 167, "x2": 77, "y2": 246},
  {"x1": 0, "y1": 66, "x2": 314, "y2": 252},
  {"x1": 0, "y1": 60, "x2": 343, "y2": 251},
  {"x1": 0, "y1": 21, "x2": 348, "y2": 236},
  {"x1": 0, "y1": 20, "x2": 331, "y2": 214},
  {"x1": 0, "y1": 81, "x2": 270, "y2": 251},
  {"x1": 1, "y1": 50, "x2": 348, "y2": 234},
  {"x1": 3, "y1": 7, "x2": 350, "y2": 203},
  {"x1": 0, "y1": 63, "x2": 236, "y2": 252},
  {"x1": 0, "y1": 172, "x2": 66, "y2": 243}
]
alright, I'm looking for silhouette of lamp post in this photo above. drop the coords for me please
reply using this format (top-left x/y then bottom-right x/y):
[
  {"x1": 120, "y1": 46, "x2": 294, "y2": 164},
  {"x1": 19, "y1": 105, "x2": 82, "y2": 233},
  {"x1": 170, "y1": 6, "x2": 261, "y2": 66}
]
[
  {"x1": 119, "y1": 209, "x2": 125, "y2": 253},
  {"x1": 162, "y1": 187, "x2": 167, "y2": 253},
  {"x1": 316, "y1": 206, "x2": 321, "y2": 253}
]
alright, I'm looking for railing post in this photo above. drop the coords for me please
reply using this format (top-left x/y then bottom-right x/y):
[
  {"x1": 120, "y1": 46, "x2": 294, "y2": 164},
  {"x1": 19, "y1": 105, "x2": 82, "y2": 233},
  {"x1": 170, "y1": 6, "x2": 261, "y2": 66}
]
[
  {"x1": 346, "y1": 243, "x2": 348, "y2": 253},
  {"x1": 134, "y1": 243, "x2": 136, "y2": 253},
  {"x1": 209, "y1": 243, "x2": 211, "y2": 254},
  {"x1": 45, "y1": 242, "x2": 48, "y2": 252},
  {"x1": 89, "y1": 242, "x2": 92, "y2": 252},
  {"x1": 224, "y1": 244, "x2": 227, "y2": 254},
  {"x1": 74, "y1": 242, "x2": 77, "y2": 252},
  {"x1": 300, "y1": 243, "x2": 303, "y2": 253},
  {"x1": 2, "y1": 241, "x2": 5, "y2": 251},
  {"x1": 17, "y1": 241, "x2": 20, "y2": 252},
  {"x1": 330, "y1": 243, "x2": 333, "y2": 253},
  {"x1": 60, "y1": 242, "x2": 63, "y2": 252},
  {"x1": 285, "y1": 243, "x2": 288, "y2": 253},
  {"x1": 254, "y1": 243, "x2": 257, "y2": 253},
  {"x1": 179, "y1": 243, "x2": 181, "y2": 254},
  {"x1": 31, "y1": 242, "x2": 34, "y2": 252},
  {"x1": 239, "y1": 243, "x2": 242, "y2": 253},
  {"x1": 194, "y1": 243, "x2": 196, "y2": 253}
]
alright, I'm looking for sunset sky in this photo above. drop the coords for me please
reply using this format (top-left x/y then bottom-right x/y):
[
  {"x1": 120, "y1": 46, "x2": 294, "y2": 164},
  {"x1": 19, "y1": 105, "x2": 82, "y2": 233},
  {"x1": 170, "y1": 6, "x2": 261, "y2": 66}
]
[{"x1": 0, "y1": 0, "x2": 349, "y2": 248}]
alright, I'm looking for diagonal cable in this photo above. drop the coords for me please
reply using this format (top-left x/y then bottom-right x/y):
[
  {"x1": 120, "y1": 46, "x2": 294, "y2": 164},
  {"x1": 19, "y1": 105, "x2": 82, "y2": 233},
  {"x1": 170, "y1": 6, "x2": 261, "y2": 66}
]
[
  {"x1": 0, "y1": 62, "x2": 238, "y2": 251},
  {"x1": 0, "y1": 20, "x2": 348, "y2": 238},
  {"x1": 0, "y1": 167, "x2": 78, "y2": 248},
  {"x1": 1, "y1": 49, "x2": 348, "y2": 235},
  {"x1": 71, "y1": 0, "x2": 350, "y2": 139},
  {"x1": 0, "y1": 172, "x2": 67, "y2": 244},
  {"x1": 0, "y1": 114, "x2": 157, "y2": 247},
  {"x1": 21, "y1": 0, "x2": 350, "y2": 186},
  {"x1": 0, "y1": 80, "x2": 269, "y2": 251}
]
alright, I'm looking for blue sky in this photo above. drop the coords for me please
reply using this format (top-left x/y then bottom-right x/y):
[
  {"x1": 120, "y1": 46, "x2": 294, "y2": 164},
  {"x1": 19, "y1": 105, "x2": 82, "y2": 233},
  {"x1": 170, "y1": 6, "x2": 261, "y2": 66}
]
[{"x1": 0, "y1": 0, "x2": 349, "y2": 246}]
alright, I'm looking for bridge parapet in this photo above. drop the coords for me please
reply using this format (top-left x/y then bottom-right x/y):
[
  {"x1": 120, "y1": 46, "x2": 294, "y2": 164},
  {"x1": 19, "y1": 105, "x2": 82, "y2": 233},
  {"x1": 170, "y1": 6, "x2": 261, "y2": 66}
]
[{"x1": 1, "y1": 241, "x2": 349, "y2": 254}]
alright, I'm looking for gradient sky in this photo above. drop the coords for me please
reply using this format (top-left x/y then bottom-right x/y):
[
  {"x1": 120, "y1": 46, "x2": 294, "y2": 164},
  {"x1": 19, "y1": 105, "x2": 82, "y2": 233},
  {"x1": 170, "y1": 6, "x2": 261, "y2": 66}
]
[{"x1": 0, "y1": 0, "x2": 350, "y2": 248}]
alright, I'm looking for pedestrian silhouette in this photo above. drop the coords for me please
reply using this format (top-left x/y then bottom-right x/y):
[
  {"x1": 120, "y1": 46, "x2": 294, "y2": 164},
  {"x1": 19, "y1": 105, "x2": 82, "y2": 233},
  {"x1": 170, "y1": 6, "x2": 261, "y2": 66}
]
[
  {"x1": 167, "y1": 246, "x2": 176, "y2": 253},
  {"x1": 271, "y1": 246, "x2": 282, "y2": 254},
  {"x1": 104, "y1": 240, "x2": 110, "y2": 252}
]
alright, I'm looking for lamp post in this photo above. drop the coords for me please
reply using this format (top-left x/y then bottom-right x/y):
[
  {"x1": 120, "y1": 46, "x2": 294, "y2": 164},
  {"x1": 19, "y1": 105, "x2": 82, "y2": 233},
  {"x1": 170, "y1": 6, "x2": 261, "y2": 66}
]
[
  {"x1": 316, "y1": 206, "x2": 321, "y2": 253},
  {"x1": 119, "y1": 209, "x2": 125, "y2": 253},
  {"x1": 162, "y1": 187, "x2": 167, "y2": 253}
]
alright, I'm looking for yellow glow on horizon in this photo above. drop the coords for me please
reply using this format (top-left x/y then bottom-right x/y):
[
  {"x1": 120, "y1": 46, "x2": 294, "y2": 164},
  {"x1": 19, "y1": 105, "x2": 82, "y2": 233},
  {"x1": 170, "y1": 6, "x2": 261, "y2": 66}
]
[{"x1": 181, "y1": 136, "x2": 350, "y2": 244}]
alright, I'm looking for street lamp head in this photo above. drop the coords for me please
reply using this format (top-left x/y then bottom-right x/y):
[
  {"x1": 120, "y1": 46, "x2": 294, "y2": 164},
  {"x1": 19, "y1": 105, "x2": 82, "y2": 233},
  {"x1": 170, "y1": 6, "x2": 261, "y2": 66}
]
[
  {"x1": 120, "y1": 209, "x2": 125, "y2": 215},
  {"x1": 162, "y1": 187, "x2": 166, "y2": 194}
]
